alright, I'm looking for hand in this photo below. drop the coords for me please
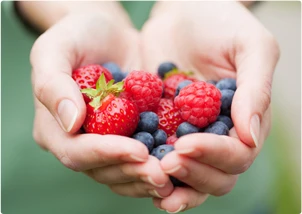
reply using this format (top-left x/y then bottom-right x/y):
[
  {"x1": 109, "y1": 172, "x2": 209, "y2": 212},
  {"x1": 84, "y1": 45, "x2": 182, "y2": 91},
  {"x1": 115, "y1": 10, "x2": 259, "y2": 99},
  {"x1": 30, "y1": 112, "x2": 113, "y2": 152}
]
[
  {"x1": 30, "y1": 12, "x2": 173, "y2": 198},
  {"x1": 141, "y1": 1, "x2": 279, "y2": 212}
]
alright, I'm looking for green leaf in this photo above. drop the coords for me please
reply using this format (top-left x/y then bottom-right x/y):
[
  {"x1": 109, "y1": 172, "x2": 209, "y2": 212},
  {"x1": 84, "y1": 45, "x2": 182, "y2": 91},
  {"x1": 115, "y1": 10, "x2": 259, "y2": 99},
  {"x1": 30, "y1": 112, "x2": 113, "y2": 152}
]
[
  {"x1": 89, "y1": 95, "x2": 101, "y2": 109},
  {"x1": 96, "y1": 73, "x2": 107, "y2": 91},
  {"x1": 81, "y1": 88, "x2": 98, "y2": 98}
]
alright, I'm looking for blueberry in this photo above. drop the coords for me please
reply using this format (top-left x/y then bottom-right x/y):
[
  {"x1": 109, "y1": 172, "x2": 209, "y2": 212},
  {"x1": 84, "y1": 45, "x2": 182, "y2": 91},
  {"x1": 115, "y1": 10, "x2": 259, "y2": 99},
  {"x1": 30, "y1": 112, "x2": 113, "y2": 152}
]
[
  {"x1": 152, "y1": 129, "x2": 168, "y2": 147},
  {"x1": 133, "y1": 132, "x2": 154, "y2": 153},
  {"x1": 170, "y1": 176, "x2": 185, "y2": 187},
  {"x1": 217, "y1": 115, "x2": 234, "y2": 129},
  {"x1": 137, "y1": 111, "x2": 159, "y2": 134},
  {"x1": 216, "y1": 78, "x2": 237, "y2": 91},
  {"x1": 174, "y1": 80, "x2": 193, "y2": 97},
  {"x1": 176, "y1": 122, "x2": 200, "y2": 138},
  {"x1": 220, "y1": 89, "x2": 235, "y2": 116},
  {"x1": 206, "y1": 80, "x2": 217, "y2": 85},
  {"x1": 151, "y1": 144, "x2": 174, "y2": 160},
  {"x1": 204, "y1": 121, "x2": 229, "y2": 135},
  {"x1": 157, "y1": 62, "x2": 177, "y2": 79},
  {"x1": 102, "y1": 62, "x2": 125, "y2": 82}
]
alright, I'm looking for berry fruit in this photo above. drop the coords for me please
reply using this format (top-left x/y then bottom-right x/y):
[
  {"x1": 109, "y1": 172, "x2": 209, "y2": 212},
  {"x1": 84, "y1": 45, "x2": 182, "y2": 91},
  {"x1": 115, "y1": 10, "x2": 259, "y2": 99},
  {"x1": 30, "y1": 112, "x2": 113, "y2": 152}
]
[
  {"x1": 137, "y1": 111, "x2": 159, "y2": 134},
  {"x1": 133, "y1": 132, "x2": 154, "y2": 153},
  {"x1": 174, "y1": 81, "x2": 221, "y2": 128},
  {"x1": 72, "y1": 64, "x2": 113, "y2": 103},
  {"x1": 102, "y1": 62, "x2": 125, "y2": 83},
  {"x1": 156, "y1": 98, "x2": 184, "y2": 136},
  {"x1": 152, "y1": 129, "x2": 168, "y2": 147},
  {"x1": 220, "y1": 89, "x2": 235, "y2": 116},
  {"x1": 174, "y1": 80, "x2": 193, "y2": 97},
  {"x1": 176, "y1": 122, "x2": 200, "y2": 138},
  {"x1": 204, "y1": 121, "x2": 229, "y2": 136},
  {"x1": 217, "y1": 115, "x2": 234, "y2": 129},
  {"x1": 82, "y1": 74, "x2": 138, "y2": 136},
  {"x1": 157, "y1": 62, "x2": 177, "y2": 79},
  {"x1": 123, "y1": 71, "x2": 163, "y2": 112},
  {"x1": 151, "y1": 144, "x2": 174, "y2": 160},
  {"x1": 163, "y1": 71, "x2": 196, "y2": 99},
  {"x1": 216, "y1": 78, "x2": 237, "y2": 91}
]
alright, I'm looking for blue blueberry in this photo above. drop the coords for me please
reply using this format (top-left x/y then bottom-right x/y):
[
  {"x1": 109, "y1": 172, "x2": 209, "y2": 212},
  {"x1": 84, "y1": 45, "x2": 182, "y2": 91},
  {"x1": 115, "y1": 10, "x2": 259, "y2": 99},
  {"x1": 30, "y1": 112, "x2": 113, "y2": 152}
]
[
  {"x1": 220, "y1": 89, "x2": 235, "y2": 116},
  {"x1": 206, "y1": 80, "x2": 217, "y2": 85},
  {"x1": 204, "y1": 121, "x2": 229, "y2": 135},
  {"x1": 170, "y1": 176, "x2": 185, "y2": 187},
  {"x1": 174, "y1": 80, "x2": 193, "y2": 97},
  {"x1": 216, "y1": 78, "x2": 237, "y2": 91},
  {"x1": 151, "y1": 144, "x2": 174, "y2": 160},
  {"x1": 151, "y1": 145, "x2": 184, "y2": 186},
  {"x1": 132, "y1": 132, "x2": 154, "y2": 153},
  {"x1": 217, "y1": 115, "x2": 234, "y2": 129},
  {"x1": 137, "y1": 111, "x2": 159, "y2": 134},
  {"x1": 152, "y1": 129, "x2": 168, "y2": 147},
  {"x1": 102, "y1": 62, "x2": 125, "y2": 82},
  {"x1": 157, "y1": 62, "x2": 177, "y2": 79},
  {"x1": 176, "y1": 122, "x2": 200, "y2": 138}
]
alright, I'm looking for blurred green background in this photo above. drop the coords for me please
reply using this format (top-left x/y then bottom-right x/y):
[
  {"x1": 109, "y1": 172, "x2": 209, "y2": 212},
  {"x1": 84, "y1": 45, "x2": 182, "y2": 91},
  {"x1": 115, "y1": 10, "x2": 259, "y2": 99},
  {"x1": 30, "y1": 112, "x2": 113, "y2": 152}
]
[{"x1": 1, "y1": 1, "x2": 301, "y2": 214}]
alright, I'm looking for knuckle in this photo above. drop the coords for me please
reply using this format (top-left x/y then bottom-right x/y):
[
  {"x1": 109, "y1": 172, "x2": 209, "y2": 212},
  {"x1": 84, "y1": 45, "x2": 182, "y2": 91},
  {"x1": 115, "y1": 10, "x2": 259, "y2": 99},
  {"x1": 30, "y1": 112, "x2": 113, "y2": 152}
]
[
  {"x1": 212, "y1": 176, "x2": 238, "y2": 196},
  {"x1": 57, "y1": 149, "x2": 80, "y2": 172},
  {"x1": 263, "y1": 33, "x2": 280, "y2": 60},
  {"x1": 233, "y1": 158, "x2": 253, "y2": 174}
]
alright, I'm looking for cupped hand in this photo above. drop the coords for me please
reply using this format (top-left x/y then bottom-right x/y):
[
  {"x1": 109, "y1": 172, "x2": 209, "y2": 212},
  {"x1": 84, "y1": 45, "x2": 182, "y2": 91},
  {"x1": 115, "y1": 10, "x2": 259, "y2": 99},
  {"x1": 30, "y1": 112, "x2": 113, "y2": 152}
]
[
  {"x1": 141, "y1": 1, "x2": 279, "y2": 212},
  {"x1": 30, "y1": 12, "x2": 173, "y2": 198}
]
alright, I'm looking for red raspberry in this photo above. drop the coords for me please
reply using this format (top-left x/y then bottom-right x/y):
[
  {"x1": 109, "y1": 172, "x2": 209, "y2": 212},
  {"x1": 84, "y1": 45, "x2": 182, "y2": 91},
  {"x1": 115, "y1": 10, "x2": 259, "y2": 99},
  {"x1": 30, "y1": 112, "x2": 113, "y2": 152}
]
[
  {"x1": 123, "y1": 71, "x2": 163, "y2": 113},
  {"x1": 155, "y1": 98, "x2": 184, "y2": 137},
  {"x1": 163, "y1": 73, "x2": 196, "y2": 99},
  {"x1": 174, "y1": 81, "x2": 221, "y2": 128}
]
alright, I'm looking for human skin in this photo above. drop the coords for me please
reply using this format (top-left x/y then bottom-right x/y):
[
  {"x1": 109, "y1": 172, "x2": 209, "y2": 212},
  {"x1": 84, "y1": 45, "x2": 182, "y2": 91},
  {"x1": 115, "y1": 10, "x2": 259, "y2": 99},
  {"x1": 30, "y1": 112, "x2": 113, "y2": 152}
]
[
  {"x1": 20, "y1": 1, "x2": 279, "y2": 213},
  {"x1": 140, "y1": 1, "x2": 279, "y2": 212}
]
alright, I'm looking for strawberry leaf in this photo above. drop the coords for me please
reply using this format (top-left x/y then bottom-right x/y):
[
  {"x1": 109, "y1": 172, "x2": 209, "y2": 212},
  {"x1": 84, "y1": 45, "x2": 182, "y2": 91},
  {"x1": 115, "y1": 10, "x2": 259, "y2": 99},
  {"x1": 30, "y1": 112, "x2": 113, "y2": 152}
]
[
  {"x1": 81, "y1": 88, "x2": 98, "y2": 98},
  {"x1": 96, "y1": 73, "x2": 107, "y2": 91}
]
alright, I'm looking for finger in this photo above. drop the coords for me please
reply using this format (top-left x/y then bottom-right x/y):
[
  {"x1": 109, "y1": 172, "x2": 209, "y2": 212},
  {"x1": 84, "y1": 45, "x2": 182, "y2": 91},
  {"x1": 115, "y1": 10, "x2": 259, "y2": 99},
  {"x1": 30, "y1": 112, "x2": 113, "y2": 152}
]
[
  {"x1": 31, "y1": 29, "x2": 86, "y2": 134},
  {"x1": 233, "y1": 32, "x2": 280, "y2": 148},
  {"x1": 108, "y1": 181, "x2": 173, "y2": 198},
  {"x1": 86, "y1": 156, "x2": 173, "y2": 188},
  {"x1": 174, "y1": 133, "x2": 254, "y2": 174},
  {"x1": 33, "y1": 108, "x2": 149, "y2": 171},
  {"x1": 161, "y1": 152, "x2": 238, "y2": 196},
  {"x1": 153, "y1": 187, "x2": 209, "y2": 212}
]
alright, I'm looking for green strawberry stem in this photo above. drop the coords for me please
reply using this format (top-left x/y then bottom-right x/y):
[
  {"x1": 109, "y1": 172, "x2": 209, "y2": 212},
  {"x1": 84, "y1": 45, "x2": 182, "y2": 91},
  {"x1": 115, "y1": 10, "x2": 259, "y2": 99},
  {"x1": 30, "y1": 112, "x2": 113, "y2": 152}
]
[
  {"x1": 163, "y1": 68, "x2": 194, "y2": 79},
  {"x1": 81, "y1": 74, "x2": 124, "y2": 109}
]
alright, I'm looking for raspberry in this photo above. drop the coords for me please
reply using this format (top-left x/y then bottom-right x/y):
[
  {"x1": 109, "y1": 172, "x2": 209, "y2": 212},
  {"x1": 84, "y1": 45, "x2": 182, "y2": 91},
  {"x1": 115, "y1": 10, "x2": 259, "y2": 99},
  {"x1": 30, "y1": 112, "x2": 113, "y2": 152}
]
[
  {"x1": 123, "y1": 71, "x2": 163, "y2": 113},
  {"x1": 174, "y1": 81, "x2": 221, "y2": 128}
]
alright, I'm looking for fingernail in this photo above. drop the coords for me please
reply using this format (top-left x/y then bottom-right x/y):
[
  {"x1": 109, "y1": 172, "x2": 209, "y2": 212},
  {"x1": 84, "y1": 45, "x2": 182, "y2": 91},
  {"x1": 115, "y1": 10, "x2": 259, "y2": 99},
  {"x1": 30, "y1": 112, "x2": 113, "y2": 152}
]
[
  {"x1": 129, "y1": 154, "x2": 147, "y2": 162},
  {"x1": 250, "y1": 114, "x2": 260, "y2": 147},
  {"x1": 148, "y1": 190, "x2": 164, "y2": 198},
  {"x1": 141, "y1": 176, "x2": 165, "y2": 188},
  {"x1": 57, "y1": 99, "x2": 78, "y2": 132},
  {"x1": 164, "y1": 165, "x2": 188, "y2": 178},
  {"x1": 166, "y1": 204, "x2": 187, "y2": 213}
]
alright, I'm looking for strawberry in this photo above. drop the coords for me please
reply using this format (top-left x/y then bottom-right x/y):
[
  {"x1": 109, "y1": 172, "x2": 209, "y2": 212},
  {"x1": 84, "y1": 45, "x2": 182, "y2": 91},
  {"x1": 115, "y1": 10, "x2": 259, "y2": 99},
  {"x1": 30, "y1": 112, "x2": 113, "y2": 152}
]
[
  {"x1": 155, "y1": 98, "x2": 184, "y2": 137},
  {"x1": 163, "y1": 70, "x2": 197, "y2": 99},
  {"x1": 72, "y1": 64, "x2": 113, "y2": 103},
  {"x1": 166, "y1": 134, "x2": 178, "y2": 145},
  {"x1": 82, "y1": 74, "x2": 139, "y2": 136},
  {"x1": 123, "y1": 70, "x2": 163, "y2": 113}
]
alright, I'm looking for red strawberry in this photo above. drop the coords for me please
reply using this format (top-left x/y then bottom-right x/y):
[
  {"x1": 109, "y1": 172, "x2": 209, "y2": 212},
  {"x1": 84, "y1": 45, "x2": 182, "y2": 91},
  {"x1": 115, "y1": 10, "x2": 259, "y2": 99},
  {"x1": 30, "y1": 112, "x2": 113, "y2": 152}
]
[
  {"x1": 123, "y1": 70, "x2": 163, "y2": 113},
  {"x1": 163, "y1": 70, "x2": 197, "y2": 99},
  {"x1": 174, "y1": 81, "x2": 221, "y2": 128},
  {"x1": 72, "y1": 64, "x2": 113, "y2": 103},
  {"x1": 82, "y1": 74, "x2": 139, "y2": 136},
  {"x1": 155, "y1": 98, "x2": 184, "y2": 137}
]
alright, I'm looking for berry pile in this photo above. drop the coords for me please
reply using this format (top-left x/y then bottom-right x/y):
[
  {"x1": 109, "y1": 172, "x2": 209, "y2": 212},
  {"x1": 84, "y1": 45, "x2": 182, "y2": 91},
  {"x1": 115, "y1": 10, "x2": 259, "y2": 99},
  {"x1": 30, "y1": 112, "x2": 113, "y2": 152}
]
[{"x1": 72, "y1": 62, "x2": 236, "y2": 186}]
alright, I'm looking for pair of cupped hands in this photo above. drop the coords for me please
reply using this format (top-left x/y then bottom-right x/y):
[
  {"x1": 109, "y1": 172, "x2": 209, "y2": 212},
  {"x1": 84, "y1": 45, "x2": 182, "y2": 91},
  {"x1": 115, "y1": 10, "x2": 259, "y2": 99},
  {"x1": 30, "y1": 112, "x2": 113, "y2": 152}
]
[{"x1": 30, "y1": 1, "x2": 279, "y2": 213}]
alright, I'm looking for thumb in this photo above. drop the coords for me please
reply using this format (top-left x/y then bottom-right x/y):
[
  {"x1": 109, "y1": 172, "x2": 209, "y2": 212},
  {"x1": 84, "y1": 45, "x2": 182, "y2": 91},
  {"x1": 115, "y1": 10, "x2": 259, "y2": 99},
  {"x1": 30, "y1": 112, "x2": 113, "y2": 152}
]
[
  {"x1": 232, "y1": 35, "x2": 280, "y2": 148},
  {"x1": 31, "y1": 36, "x2": 86, "y2": 134}
]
